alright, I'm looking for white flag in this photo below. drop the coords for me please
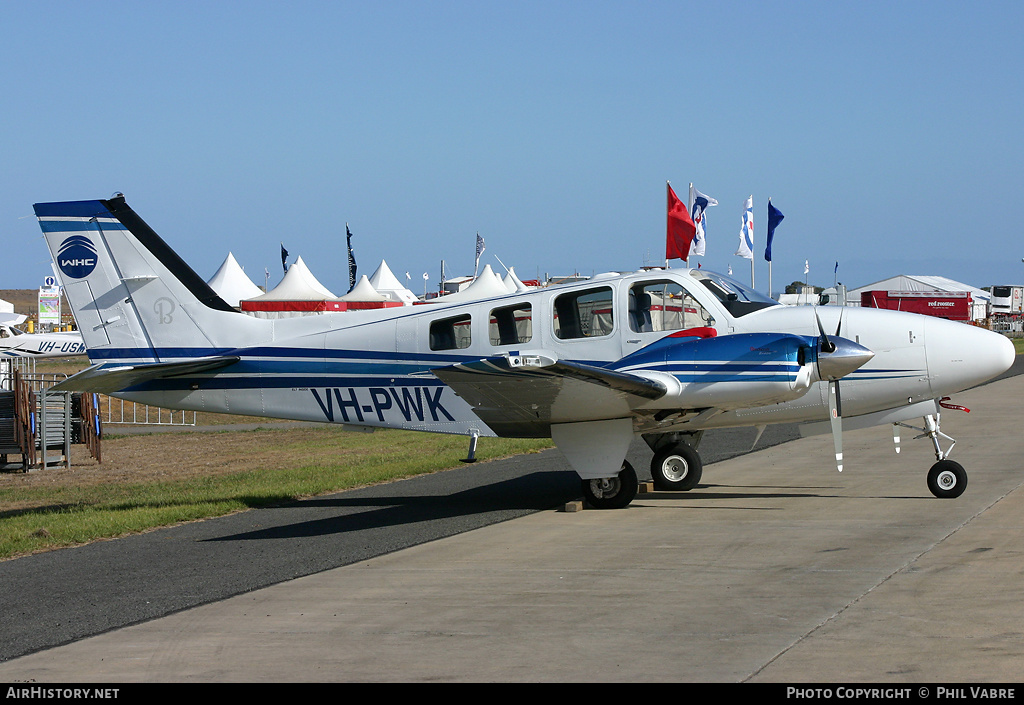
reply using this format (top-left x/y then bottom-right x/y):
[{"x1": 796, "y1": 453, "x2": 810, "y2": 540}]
[
  {"x1": 735, "y1": 196, "x2": 754, "y2": 260},
  {"x1": 804, "y1": 259, "x2": 809, "y2": 275},
  {"x1": 689, "y1": 185, "x2": 718, "y2": 257}
]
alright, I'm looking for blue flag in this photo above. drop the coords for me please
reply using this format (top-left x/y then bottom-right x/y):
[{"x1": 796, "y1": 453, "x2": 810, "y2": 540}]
[{"x1": 764, "y1": 199, "x2": 785, "y2": 262}]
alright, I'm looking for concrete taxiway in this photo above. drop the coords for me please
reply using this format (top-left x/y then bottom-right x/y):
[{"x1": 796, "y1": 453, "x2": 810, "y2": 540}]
[{"x1": 0, "y1": 372, "x2": 1022, "y2": 682}]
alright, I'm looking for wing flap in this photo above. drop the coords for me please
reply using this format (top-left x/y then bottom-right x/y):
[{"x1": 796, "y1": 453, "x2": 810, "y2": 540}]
[
  {"x1": 49, "y1": 355, "x2": 240, "y2": 394},
  {"x1": 431, "y1": 354, "x2": 666, "y2": 436}
]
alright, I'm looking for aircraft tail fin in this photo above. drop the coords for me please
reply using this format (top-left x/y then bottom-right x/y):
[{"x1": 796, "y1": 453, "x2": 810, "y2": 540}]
[{"x1": 34, "y1": 195, "x2": 261, "y2": 363}]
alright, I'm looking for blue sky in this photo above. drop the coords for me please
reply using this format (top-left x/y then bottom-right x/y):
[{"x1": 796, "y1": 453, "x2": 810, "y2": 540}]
[{"x1": 3, "y1": 1, "x2": 1022, "y2": 296}]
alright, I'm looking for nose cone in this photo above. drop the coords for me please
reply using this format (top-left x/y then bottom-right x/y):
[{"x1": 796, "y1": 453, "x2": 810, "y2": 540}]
[
  {"x1": 817, "y1": 336, "x2": 876, "y2": 381},
  {"x1": 925, "y1": 317, "x2": 1016, "y2": 392}
]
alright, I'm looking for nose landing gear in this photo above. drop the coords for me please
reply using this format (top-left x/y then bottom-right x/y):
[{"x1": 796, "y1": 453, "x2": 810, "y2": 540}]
[{"x1": 895, "y1": 407, "x2": 968, "y2": 499}]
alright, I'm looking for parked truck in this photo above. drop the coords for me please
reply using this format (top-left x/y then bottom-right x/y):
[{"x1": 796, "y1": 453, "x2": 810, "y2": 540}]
[{"x1": 990, "y1": 285, "x2": 1023, "y2": 316}]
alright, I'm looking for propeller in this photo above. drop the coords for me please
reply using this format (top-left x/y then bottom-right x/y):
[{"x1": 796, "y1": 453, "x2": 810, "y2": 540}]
[{"x1": 813, "y1": 308, "x2": 873, "y2": 472}]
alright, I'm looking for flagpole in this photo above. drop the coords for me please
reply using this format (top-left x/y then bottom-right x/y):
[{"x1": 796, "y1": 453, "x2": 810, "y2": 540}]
[
  {"x1": 686, "y1": 183, "x2": 693, "y2": 270},
  {"x1": 665, "y1": 182, "x2": 671, "y2": 269}
]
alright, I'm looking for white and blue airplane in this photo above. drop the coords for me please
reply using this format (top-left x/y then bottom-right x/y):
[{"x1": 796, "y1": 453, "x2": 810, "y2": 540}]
[
  {"x1": 34, "y1": 195, "x2": 1015, "y2": 508},
  {"x1": 0, "y1": 312, "x2": 86, "y2": 358}
]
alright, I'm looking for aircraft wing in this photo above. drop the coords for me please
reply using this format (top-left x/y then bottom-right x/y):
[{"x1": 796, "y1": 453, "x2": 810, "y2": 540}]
[
  {"x1": 431, "y1": 354, "x2": 666, "y2": 437},
  {"x1": 49, "y1": 356, "x2": 241, "y2": 394}
]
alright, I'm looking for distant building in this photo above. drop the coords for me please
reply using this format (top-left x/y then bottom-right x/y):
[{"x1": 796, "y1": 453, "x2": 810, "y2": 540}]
[{"x1": 846, "y1": 275, "x2": 990, "y2": 322}]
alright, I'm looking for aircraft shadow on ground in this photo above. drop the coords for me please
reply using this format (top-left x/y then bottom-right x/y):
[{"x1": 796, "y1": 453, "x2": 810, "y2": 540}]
[{"x1": 203, "y1": 469, "x2": 583, "y2": 542}]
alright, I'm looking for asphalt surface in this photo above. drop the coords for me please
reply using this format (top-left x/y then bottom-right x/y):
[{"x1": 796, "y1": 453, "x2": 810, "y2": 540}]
[
  {"x1": 0, "y1": 357, "x2": 1020, "y2": 682},
  {"x1": 0, "y1": 409, "x2": 800, "y2": 664}
]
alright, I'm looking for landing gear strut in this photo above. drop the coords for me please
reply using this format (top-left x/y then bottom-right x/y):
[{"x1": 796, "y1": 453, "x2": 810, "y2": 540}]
[
  {"x1": 581, "y1": 461, "x2": 638, "y2": 509},
  {"x1": 895, "y1": 410, "x2": 968, "y2": 499}
]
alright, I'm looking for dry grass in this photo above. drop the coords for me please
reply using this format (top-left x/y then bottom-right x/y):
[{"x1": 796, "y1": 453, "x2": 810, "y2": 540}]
[{"x1": 1, "y1": 426, "x2": 318, "y2": 508}]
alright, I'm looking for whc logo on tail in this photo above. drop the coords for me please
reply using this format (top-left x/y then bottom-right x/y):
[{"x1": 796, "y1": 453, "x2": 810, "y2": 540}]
[{"x1": 57, "y1": 236, "x2": 98, "y2": 278}]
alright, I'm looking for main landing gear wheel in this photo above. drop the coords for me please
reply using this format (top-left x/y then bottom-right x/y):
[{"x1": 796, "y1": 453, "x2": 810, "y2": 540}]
[
  {"x1": 651, "y1": 444, "x2": 703, "y2": 491},
  {"x1": 927, "y1": 459, "x2": 967, "y2": 499},
  {"x1": 582, "y1": 461, "x2": 638, "y2": 509}
]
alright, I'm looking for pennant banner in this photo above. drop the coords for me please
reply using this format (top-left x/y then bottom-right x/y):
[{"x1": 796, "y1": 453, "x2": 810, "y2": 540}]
[
  {"x1": 735, "y1": 196, "x2": 753, "y2": 260},
  {"x1": 689, "y1": 185, "x2": 717, "y2": 258},
  {"x1": 474, "y1": 233, "x2": 485, "y2": 276},
  {"x1": 346, "y1": 225, "x2": 357, "y2": 293},
  {"x1": 764, "y1": 199, "x2": 784, "y2": 262}
]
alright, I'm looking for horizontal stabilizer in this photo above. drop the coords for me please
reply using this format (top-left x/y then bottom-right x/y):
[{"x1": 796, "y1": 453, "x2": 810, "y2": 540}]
[
  {"x1": 431, "y1": 354, "x2": 666, "y2": 436},
  {"x1": 49, "y1": 356, "x2": 240, "y2": 394}
]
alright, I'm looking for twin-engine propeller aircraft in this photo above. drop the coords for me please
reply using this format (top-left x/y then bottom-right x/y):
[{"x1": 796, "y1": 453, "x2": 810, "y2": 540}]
[{"x1": 35, "y1": 195, "x2": 1015, "y2": 508}]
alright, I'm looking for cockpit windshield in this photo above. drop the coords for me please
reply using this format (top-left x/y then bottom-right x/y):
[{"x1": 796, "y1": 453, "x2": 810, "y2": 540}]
[{"x1": 689, "y1": 270, "x2": 780, "y2": 317}]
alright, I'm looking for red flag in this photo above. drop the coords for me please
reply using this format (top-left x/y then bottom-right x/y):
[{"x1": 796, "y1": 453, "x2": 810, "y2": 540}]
[{"x1": 666, "y1": 182, "x2": 696, "y2": 261}]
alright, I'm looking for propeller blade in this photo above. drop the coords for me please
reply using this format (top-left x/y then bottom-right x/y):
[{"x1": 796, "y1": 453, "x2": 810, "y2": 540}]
[
  {"x1": 814, "y1": 309, "x2": 836, "y2": 353},
  {"x1": 828, "y1": 380, "x2": 844, "y2": 472}
]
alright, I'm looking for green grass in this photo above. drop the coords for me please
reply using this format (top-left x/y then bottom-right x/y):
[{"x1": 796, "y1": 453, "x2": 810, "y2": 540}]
[
  {"x1": 1014, "y1": 337, "x2": 1024, "y2": 355},
  {"x1": 0, "y1": 429, "x2": 553, "y2": 561}
]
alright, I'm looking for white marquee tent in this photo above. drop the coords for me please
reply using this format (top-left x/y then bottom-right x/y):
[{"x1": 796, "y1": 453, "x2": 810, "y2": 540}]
[
  {"x1": 241, "y1": 256, "x2": 339, "y2": 318},
  {"x1": 207, "y1": 252, "x2": 264, "y2": 308},
  {"x1": 367, "y1": 260, "x2": 418, "y2": 305}
]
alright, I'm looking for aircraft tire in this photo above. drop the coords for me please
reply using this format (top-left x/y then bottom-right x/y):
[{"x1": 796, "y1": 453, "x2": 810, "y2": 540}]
[
  {"x1": 581, "y1": 461, "x2": 638, "y2": 509},
  {"x1": 927, "y1": 459, "x2": 967, "y2": 499},
  {"x1": 651, "y1": 444, "x2": 702, "y2": 491}
]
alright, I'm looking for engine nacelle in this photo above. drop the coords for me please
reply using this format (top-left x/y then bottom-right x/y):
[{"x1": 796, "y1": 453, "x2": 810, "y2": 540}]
[{"x1": 617, "y1": 331, "x2": 818, "y2": 411}]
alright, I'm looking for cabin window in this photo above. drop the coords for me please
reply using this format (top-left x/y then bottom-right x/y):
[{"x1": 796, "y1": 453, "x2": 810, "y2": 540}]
[
  {"x1": 629, "y1": 281, "x2": 711, "y2": 333},
  {"x1": 489, "y1": 303, "x2": 533, "y2": 346},
  {"x1": 429, "y1": 314, "x2": 472, "y2": 351},
  {"x1": 553, "y1": 287, "x2": 614, "y2": 340}
]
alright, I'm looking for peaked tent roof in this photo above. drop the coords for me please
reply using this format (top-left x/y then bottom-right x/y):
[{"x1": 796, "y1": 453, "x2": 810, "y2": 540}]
[
  {"x1": 368, "y1": 260, "x2": 417, "y2": 304},
  {"x1": 436, "y1": 264, "x2": 510, "y2": 303},
  {"x1": 502, "y1": 266, "x2": 530, "y2": 293},
  {"x1": 207, "y1": 252, "x2": 264, "y2": 307},
  {"x1": 338, "y1": 275, "x2": 388, "y2": 302},
  {"x1": 247, "y1": 256, "x2": 337, "y2": 301}
]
